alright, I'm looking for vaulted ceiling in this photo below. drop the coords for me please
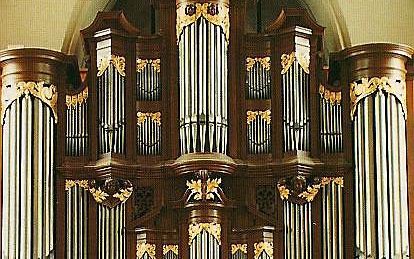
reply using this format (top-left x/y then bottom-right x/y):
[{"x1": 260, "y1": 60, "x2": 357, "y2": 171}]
[{"x1": 1, "y1": 0, "x2": 413, "y2": 64}]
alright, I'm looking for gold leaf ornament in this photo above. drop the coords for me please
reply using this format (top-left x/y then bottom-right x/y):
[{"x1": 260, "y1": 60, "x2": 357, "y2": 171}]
[
  {"x1": 188, "y1": 222, "x2": 221, "y2": 245},
  {"x1": 254, "y1": 242, "x2": 273, "y2": 259},
  {"x1": 350, "y1": 77, "x2": 406, "y2": 119},
  {"x1": 231, "y1": 244, "x2": 247, "y2": 255},
  {"x1": 1, "y1": 81, "x2": 58, "y2": 124},
  {"x1": 136, "y1": 243, "x2": 156, "y2": 259},
  {"x1": 97, "y1": 55, "x2": 126, "y2": 77},
  {"x1": 163, "y1": 245, "x2": 179, "y2": 255},
  {"x1": 176, "y1": 3, "x2": 229, "y2": 44}
]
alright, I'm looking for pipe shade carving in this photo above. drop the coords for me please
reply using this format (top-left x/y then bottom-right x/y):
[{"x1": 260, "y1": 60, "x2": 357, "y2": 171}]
[
  {"x1": 245, "y1": 57, "x2": 271, "y2": 99},
  {"x1": 188, "y1": 222, "x2": 221, "y2": 245},
  {"x1": 66, "y1": 87, "x2": 89, "y2": 156},
  {"x1": 186, "y1": 177, "x2": 222, "y2": 202},
  {"x1": 176, "y1": 2, "x2": 229, "y2": 43},
  {"x1": 88, "y1": 179, "x2": 133, "y2": 208},
  {"x1": 136, "y1": 59, "x2": 161, "y2": 101},
  {"x1": 231, "y1": 244, "x2": 247, "y2": 255},
  {"x1": 97, "y1": 55, "x2": 126, "y2": 77},
  {"x1": 280, "y1": 52, "x2": 310, "y2": 74},
  {"x1": 350, "y1": 77, "x2": 407, "y2": 119},
  {"x1": 136, "y1": 243, "x2": 156, "y2": 259},
  {"x1": 277, "y1": 176, "x2": 343, "y2": 204},
  {"x1": 1, "y1": 81, "x2": 58, "y2": 123},
  {"x1": 163, "y1": 245, "x2": 178, "y2": 255},
  {"x1": 253, "y1": 242, "x2": 273, "y2": 259}
]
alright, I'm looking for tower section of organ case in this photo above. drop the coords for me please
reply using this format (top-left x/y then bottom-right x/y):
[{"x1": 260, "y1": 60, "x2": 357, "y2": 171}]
[
  {"x1": 334, "y1": 43, "x2": 414, "y2": 259},
  {"x1": 0, "y1": 49, "x2": 79, "y2": 259}
]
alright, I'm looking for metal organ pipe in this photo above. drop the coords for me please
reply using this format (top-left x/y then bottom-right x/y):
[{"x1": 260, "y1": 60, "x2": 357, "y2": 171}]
[
  {"x1": 281, "y1": 29, "x2": 312, "y2": 153},
  {"x1": 283, "y1": 201, "x2": 312, "y2": 259},
  {"x1": 188, "y1": 223, "x2": 221, "y2": 259},
  {"x1": 66, "y1": 87, "x2": 89, "y2": 156},
  {"x1": 177, "y1": 2, "x2": 229, "y2": 154},
  {"x1": 1, "y1": 82, "x2": 56, "y2": 258},
  {"x1": 98, "y1": 203, "x2": 126, "y2": 259},
  {"x1": 351, "y1": 77, "x2": 410, "y2": 258},
  {"x1": 97, "y1": 55, "x2": 126, "y2": 154},
  {"x1": 319, "y1": 85, "x2": 342, "y2": 153}
]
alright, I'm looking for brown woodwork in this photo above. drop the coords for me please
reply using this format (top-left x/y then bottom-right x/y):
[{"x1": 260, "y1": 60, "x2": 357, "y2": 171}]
[{"x1": 1, "y1": 3, "x2": 413, "y2": 259}]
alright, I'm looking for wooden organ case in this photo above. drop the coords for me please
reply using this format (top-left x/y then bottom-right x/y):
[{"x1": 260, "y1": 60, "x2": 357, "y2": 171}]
[
  {"x1": 2, "y1": 0, "x2": 414, "y2": 258},
  {"x1": 54, "y1": 3, "x2": 358, "y2": 259}
]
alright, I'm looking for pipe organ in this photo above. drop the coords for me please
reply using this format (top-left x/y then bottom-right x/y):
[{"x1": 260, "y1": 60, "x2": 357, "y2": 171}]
[
  {"x1": 1, "y1": 2, "x2": 414, "y2": 259},
  {"x1": 178, "y1": 2, "x2": 229, "y2": 154}
]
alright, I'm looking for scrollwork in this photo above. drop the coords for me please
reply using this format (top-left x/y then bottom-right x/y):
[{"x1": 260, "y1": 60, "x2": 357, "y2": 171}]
[
  {"x1": 186, "y1": 177, "x2": 221, "y2": 201},
  {"x1": 137, "y1": 112, "x2": 161, "y2": 125},
  {"x1": 137, "y1": 58, "x2": 161, "y2": 73},
  {"x1": 188, "y1": 222, "x2": 221, "y2": 245},
  {"x1": 66, "y1": 87, "x2": 89, "y2": 108},
  {"x1": 319, "y1": 84, "x2": 341, "y2": 105},
  {"x1": 163, "y1": 245, "x2": 179, "y2": 255},
  {"x1": 254, "y1": 242, "x2": 273, "y2": 259},
  {"x1": 281, "y1": 51, "x2": 310, "y2": 74},
  {"x1": 277, "y1": 176, "x2": 344, "y2": 203},
  {"x1": 88, "y1": 179, "x2": 133, "y2": 208},
  {"x1": 97, "y1": 55, "x2": 126, "y2": 77},
  {"x1": 136, "y1": 243, "x2": 156, "y2": 259},
  {"x1": 1, "y1": 81, "x2": 58, "y2": 124},
  {"x1": 350, "y1": 77, "x2": 406, "y2": 119},
  {"x1": 246, "y1": 57, "x2": 271, "y2": 71},
  {"x1": 246, "y1": 110, "x2": 271, "y2": 124},
  {"x1": 176, "y1": 2, "x2": 229, "y2": 44},
  {"x1": 231, "y1": 244, "x2": 247, "y2": 255}
]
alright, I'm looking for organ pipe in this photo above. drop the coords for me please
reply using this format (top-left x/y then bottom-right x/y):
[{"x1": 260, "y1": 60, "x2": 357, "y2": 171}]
[
  {"x1": 231, "y1": 244, "x2": 247, "y2": 259},
  {"x1": 351, "y1": 77, "x2": 409, "y2": 258},
  {"x1": 247, "y1": 110, "x2": 272, "y2": 154},
  {"x1": 245, "y1": 57, "x2": 271, "y2": 99},
  {"x1": 137, "y1": 112, "x2": 162, "y2": 155},
  {"x1": 177, "y1": 2, "x2": 229, "y2": 154},
  {"x1": 188, "y1": 223, "x2": 221, "y2": 259},
  {"x1": 163, "y1": 245, "x2": 179, "y2": 259},
  {"x1": 321, "y1": 180, "x2": 344, "y2": 259},
  {"x1": 281, "y1": 29, "x2": 311, "y2": 152},
  {"x1": 254, "y1": 242, "x2": 273, "y2": 259},
  {"x1": 65, "y1": 181, "x2": 89, "y2": 258},
  {"x1": 97, "y1": 55, "x2": 126, "y2": 154},
  {"x1": 136, "y1": 59, "x2": 161, "y2": 101},
  {"x1": 283, "y1": 201, "x2": 312, "y2": 259},
  {"x1": 66, "y1": 87, "x2": 89, "y2": 156},
  {"x1": 319, "y1": 85, "x2": 342, "y2": 153},
  {"x1": 98, "y1": 203, "x2": 126, "y2": 259},
  {"x1": 1, "y1": 82, "x2": 56, "y2": 258}
]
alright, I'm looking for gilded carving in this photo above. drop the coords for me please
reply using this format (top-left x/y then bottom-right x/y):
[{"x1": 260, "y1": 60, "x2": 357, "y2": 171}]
[
  {"x1": 254, "y1": 242, "x2": 273, "y2": 259},
  {"x1": 65, "y1": 179, "x2": 90, "y2": 191},
  {"x1": 281, "y1": 51, "x2": 310, "y2": 74},
  {"x1": 137, "y1": 112, "x2": 162, "y2": 125},
  {"x1": 319, "y1": 84, "x2": 341, "y2": 105},
  {"x1": 188, "y1": 222, "x2": 221, "y2": 245},
  {"x1": 66, "y1": 87, "x2": 89, "y2": 108},
  {"x1": 97, "y1": 55, "x2": 126, "y2": 77},
  {"x1": 350, "y1": 77, "x2": 407, "y2": 119},
  {"x1": 137, "y1": 58, "x2": 161, "y2": 73},
  {"x1": 136, "y1": 243, "x2": 156, "y2": 259},
  {"x1": 231, "y1": 244, "x2": 247, "y2": 255},
  {"x1": 277, "y1": 176, "x2": 344, "y2": 203},
  {"x1": 163, "y1": 245, "x2": 179, "y2": 255},
  {"x1": 186, "y1": 177, "x2": 221, "y2": 201},
  {"x1": 88, "y1": 179, "x2": 133, "y2": 207},
  {"x1": 176, "y1": 3, "x2": 229, "y2": 43},
  {"x1": 246, "y1": 57, "x2": 271, "y2": 71},
  {"x1": 1, "y1": 81, "x2": 58, "y2": 124},
  {"x1": 247, "y1": 110, "x2": 271, "y2": 124}
]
